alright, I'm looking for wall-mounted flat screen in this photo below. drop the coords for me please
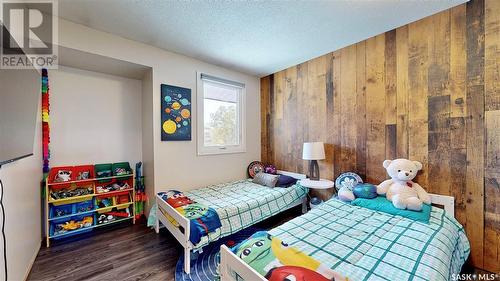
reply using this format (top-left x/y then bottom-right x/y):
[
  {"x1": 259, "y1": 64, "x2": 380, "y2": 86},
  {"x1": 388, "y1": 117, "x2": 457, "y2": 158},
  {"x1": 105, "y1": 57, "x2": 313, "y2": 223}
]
[{"x1": 0, "y1": 67, "x2": 40, "y2": 166}]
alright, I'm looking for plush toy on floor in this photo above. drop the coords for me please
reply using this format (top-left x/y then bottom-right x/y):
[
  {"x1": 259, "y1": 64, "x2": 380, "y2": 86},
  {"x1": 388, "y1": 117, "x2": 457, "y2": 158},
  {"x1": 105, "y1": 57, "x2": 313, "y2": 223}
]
[{"x1": 377, "y1": 158, "x2": 431, "y2": 211}]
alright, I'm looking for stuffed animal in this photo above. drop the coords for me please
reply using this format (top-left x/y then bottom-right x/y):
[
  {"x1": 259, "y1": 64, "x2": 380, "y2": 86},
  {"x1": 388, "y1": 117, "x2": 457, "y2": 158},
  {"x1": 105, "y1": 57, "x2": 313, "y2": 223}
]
[
  {"x1": 377, "y1": 159, "x2": 431, "y2": 211},
  {"x1": 55, "y1": 170, "x2": 72, "y2": 182},
  {"x1": 338, "y1": 187, "x2": 355, "y2": 202}
]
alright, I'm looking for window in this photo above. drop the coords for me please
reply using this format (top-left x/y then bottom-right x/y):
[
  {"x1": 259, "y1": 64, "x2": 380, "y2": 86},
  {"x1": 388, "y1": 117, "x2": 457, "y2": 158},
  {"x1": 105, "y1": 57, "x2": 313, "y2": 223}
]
[{"x1": 197, "y1": 73, "x2": 246, "y2": 155}]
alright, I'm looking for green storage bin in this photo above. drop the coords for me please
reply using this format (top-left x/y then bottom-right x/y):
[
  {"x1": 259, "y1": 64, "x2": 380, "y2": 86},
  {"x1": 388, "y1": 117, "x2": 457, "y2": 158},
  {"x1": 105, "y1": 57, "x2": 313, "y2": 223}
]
[
  {"x1": 112, "y1": 162, "x2": 132, "y2": 176},
  {"x1": 95, "y1": 163, "x2": 113, "y2": 178}
]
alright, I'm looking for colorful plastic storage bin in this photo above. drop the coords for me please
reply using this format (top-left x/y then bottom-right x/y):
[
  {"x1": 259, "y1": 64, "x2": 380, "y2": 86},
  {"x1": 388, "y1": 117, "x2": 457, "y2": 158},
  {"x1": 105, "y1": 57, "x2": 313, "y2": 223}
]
[
  {"x1": 112, "y1": 162, "x2": 132, "y2": 176},
  {"x1": 49, "y1": 199, "x2": 94, "y2": 219},
  {"x1": 48, "y1": 166, "x2": 75, "y2": 184},
  {"x1": 49, "y1": 213, "x2": 95, "y2": 239},
  {"x1": 73, "y1": 165, "x2": 95, "y2": 181},
  {"x1": 95, "y1": 163, "x2": 113, "y2": 178}
]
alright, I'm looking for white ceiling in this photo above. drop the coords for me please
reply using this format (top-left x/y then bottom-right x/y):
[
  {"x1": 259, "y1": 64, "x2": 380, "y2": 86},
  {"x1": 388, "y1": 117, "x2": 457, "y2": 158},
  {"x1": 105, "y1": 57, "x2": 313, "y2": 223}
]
[{"x1": 57, "y1": 0, "x2": 467, "y2": 77}]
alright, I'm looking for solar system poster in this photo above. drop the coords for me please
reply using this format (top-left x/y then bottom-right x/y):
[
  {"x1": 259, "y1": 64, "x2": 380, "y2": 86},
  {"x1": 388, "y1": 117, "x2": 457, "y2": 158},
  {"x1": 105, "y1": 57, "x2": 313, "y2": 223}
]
[{"x1": 161, "y1": 84, "x2": 192, "y2": 141}]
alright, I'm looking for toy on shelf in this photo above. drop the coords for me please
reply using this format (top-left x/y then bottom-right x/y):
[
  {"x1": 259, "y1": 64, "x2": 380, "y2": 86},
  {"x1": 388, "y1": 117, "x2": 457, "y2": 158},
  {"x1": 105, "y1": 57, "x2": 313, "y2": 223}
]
[
  {"x1": 54, "y1": 170, "x2": 72, "y2": 182},
  {"x1": 96, "y1": 197, "x2": 113, "y2": 208},
  {"x1": 50, "y1": 186, "x2": 93, "y2": 200},
  {"x1": 96, "y1": 170, "x2": 112, "y2": 178},
  {"x1": 97, "y1": 208, "x2": 131, "y2": 224},
  {"x1": 96, "y1": 181, "x2": 130, "y2": 194},
  {"x1": 106, "y1": 211, "x2": 130, "y2": 218},
  {"x1": 112, "y1": 162, "x2": 132, "y2": 176},
  {"x1": 76, "y1": 201, "x2": 93, "y2": 213},
  {"x1": 77, "y1": 171, "x2": 90, "y2": 180},
  {"x1": 54, "y1": 208, "x2": 71, "y2": 217},
  {"x1": 114, "y1": 167, "x2": 130, "y2": 176},
  {"x1": 54, "y1": 216, "x2": 93, "y2": 235}
]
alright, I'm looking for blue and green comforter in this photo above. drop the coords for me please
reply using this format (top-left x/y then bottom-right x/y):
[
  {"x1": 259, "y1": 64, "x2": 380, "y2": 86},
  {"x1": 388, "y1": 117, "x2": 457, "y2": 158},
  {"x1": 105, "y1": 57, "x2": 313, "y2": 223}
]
[{"x1": 158, "y1": 190, "x2": 222, "y2": 244}]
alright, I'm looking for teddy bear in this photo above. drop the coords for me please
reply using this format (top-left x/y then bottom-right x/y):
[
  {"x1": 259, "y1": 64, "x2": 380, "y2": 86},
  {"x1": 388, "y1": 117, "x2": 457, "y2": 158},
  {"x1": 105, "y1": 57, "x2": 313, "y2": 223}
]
[{"x1": 377, "y1": 158, "x2": 431, "y2": 211}]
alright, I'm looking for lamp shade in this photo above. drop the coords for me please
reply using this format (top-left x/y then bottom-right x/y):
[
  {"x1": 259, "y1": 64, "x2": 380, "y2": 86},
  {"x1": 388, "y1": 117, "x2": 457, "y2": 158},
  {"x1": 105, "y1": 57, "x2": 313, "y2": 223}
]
[{"x1": 302, "y1": 142, "x2": 325, "y2": 160}]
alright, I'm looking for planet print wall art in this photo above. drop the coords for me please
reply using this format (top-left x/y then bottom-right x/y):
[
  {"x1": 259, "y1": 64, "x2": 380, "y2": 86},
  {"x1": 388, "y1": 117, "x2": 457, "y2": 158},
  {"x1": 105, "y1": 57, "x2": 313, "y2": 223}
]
[{"x1": 161, "y1": 84, "x2": 191, "y2": 141}]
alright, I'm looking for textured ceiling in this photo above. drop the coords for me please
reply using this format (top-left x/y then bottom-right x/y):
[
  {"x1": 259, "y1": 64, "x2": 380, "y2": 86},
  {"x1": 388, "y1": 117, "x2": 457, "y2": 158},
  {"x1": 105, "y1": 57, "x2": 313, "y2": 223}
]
[{"x1": 57, "y1": 0, "x2": 467, "y2": 76}]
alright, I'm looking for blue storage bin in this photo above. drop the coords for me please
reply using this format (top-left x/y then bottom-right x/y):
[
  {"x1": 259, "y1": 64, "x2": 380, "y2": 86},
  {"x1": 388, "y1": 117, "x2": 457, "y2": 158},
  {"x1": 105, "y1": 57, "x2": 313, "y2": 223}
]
[
  {"x1": 50, "y1": 204, "x2": 73, "y2": 219},
  {"x1": 74, "y1": 200, "x2": 93, "y2": 213},
  {"x1": 49, "y1": 199, "x2": 94, "y2": 220},
  {"x1": 49, "y1": 214, "x2": 94, "y2": 239}
]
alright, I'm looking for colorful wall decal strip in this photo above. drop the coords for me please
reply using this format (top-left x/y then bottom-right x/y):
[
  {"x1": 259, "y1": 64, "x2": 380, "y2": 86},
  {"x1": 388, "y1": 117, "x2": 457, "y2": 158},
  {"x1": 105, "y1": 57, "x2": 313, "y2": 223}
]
[{"x1": 41, "y1": 68, "x2": 51, "y2": 179}]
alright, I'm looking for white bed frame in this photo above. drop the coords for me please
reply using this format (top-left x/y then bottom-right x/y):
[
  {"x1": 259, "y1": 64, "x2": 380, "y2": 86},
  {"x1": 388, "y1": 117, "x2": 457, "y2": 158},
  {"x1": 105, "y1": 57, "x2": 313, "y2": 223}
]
[
  {"x1": 155, "y1": 170, "x2": 308, "y2": 274},
  {"x1": 219, "y1": 193, "x2": 455, "y2": 281}
]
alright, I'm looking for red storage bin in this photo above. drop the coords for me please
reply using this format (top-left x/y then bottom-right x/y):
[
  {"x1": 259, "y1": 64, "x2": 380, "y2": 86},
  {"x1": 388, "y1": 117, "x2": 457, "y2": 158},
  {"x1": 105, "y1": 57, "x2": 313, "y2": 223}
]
[
  {"x1": 48, "y1": 166, "x2": 75, "y2": 184},
  {"x1": 73, "y1": 165, "x2": 95, "y2": 181}
]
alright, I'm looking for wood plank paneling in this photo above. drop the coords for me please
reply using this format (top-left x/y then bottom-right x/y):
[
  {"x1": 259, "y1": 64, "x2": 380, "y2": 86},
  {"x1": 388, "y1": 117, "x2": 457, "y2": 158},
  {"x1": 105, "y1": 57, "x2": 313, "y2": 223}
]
[
  {"x1": 340, "y1": 46, "x2": 358, "y2": 172},
  {"x1": 485, "y1": 0, "x2": 500, "y2": 111},
  {"x1": 325, "y1": 54, "x2": 335, "y2": 180},
  {"x1": 408, "y1": 17, "x2": 430, "y2": 188},
  {"x1": 355, "y1": 42, "x2": 367, "y2": 180},
  {"x1": 260, "y1": 0, "x2": 499, "y2": 271},
  {"x1": 484, "y1": 110, "x2": 500, "y2": 272},
  {"x1": 484, "y1": 0, "x2": 500, "y2": 271},
  {"x1": 451, "y1": 5, "x2": 467, "y2": 118},
  {"x1": 466, "y1": 0, "x2": 485, "y2": 268},
  {"x1": 297, "y1": 62, "x2": 309, "y2": 174},
  {"x1": 332, "y1": 50, "x2": 342, "y2": 179},
  {"x1": 449, "y1": 3, "x2": 468, "y2": 237},
  {"x1": 261, "y1": 76, "x2": 270, "y2": 164},
  {"x1": 385, "y1": 30, "x2": 397, "y2": 161},
  {"x1": 365, "y1": 34, "x2": 386, "y2": 183},
  {"x1": 396, "y1": 26, "x2": 409, "y2": 159}
]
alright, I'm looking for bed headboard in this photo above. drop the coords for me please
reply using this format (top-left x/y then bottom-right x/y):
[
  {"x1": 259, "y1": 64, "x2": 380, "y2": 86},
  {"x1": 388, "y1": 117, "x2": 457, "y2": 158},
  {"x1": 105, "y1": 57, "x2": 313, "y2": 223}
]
[
  {"x1": 277, "y1": 170, "x2": 307, "y2": 180},
  {"x1": 429, "y1": 194, "x2": 454, "y2": 216},
  {"x1": 273, "y1": 172, "x2": 454, "y2": 216}
]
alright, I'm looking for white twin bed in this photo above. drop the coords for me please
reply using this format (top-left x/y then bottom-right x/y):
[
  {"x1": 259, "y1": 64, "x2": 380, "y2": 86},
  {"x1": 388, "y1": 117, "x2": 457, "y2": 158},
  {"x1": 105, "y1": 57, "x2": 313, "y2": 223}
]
[{"x1": 155, "y1": 171, "x2": 309, "y2": 274}]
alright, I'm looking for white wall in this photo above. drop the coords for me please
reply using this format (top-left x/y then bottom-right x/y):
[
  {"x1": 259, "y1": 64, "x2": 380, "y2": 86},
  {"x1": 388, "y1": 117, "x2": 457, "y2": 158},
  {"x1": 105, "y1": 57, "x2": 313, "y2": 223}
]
[
  {"x1": 57, "y1": 19, "x2": 261, "y2": 192},
  {"x1": 49, "y1": 66, "x2": 142, "y2": 166},
  {"x1": 0, "y1": 102, "x2": 42, "y2": 281}
]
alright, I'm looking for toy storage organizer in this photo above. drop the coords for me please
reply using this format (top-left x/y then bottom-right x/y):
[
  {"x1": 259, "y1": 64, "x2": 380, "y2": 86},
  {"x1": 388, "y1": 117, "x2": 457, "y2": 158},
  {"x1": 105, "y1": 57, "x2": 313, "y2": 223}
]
[{"x1": 45, "y1": 162, "x2": 135, "y2": 247}]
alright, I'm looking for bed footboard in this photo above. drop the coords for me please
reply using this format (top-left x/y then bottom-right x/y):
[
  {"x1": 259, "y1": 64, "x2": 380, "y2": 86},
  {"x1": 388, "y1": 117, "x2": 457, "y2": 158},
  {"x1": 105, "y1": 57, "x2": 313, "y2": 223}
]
[
  {"x1": 220, "y1": 245, "x2": 266, "y2": 281},
  {"x1": 155, "y1": 194, "x2": 193, "y2": 274}
]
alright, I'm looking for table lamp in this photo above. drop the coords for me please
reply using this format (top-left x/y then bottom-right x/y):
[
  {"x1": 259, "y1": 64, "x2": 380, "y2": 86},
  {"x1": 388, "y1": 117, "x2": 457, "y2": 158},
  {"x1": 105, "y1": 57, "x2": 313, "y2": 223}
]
[{"x1": 302, "y1": 142, "x2": 325, "y2": 181}]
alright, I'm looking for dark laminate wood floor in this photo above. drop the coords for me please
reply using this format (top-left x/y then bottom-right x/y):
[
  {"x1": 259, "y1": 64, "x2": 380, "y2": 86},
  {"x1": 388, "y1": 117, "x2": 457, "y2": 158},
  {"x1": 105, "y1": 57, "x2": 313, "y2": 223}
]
[
  {"x1": 27, "y1": 206, "x2": 488, "y2": 281},
  {"x1": 27, "y1": 207, "x2": 302, "y2": 281}
]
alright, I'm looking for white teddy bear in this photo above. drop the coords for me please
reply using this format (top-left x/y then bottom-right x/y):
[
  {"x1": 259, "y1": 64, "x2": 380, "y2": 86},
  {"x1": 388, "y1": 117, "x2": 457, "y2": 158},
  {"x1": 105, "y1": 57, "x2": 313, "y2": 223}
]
[{"x1": 377, "y1": 159, "x2": 431, "y2": 211}]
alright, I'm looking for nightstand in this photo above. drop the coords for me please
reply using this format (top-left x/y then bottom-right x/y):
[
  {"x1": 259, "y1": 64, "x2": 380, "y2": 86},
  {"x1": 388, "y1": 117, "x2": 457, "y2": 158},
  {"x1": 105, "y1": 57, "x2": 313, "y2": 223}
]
[{"x1": 299, "y1": 179, "x2": 335, "y2": 203}]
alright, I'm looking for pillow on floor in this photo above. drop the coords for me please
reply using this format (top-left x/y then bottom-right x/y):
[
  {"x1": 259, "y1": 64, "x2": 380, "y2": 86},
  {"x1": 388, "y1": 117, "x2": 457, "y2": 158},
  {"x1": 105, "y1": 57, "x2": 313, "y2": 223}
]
[
  {"x1": 351, "y1": 196, "x2": 431, "y2": 223},
  {"x1": 252, "y1": 172, "x2": 279, "y2": 187}
]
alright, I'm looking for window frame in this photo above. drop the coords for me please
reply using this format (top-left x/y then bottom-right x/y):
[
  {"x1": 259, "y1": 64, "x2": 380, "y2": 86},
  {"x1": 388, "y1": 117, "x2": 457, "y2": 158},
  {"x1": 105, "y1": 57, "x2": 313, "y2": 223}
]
[{"x1": 196, "y1": 72, "x2": 246, "y2": 156}]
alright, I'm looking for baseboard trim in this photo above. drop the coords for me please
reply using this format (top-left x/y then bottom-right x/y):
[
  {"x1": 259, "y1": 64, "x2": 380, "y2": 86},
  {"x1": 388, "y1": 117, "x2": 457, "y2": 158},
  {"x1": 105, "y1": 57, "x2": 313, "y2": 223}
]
[{"x1": 23, "y1": 240, "x2": 41, "y2": 281}]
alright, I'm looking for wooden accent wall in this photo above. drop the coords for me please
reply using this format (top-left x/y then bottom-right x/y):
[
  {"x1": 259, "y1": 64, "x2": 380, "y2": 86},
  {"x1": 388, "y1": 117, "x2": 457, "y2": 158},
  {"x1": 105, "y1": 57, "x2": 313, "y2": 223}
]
[{"x1": 261, "y1": 0, "x2": 500, "y2": 272}]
